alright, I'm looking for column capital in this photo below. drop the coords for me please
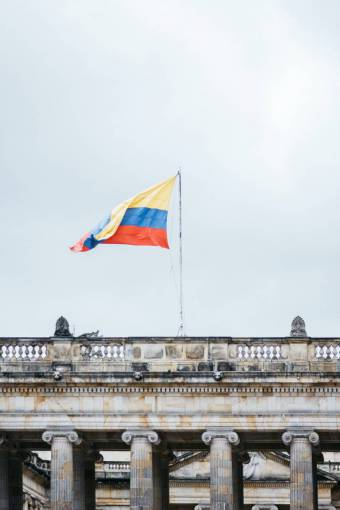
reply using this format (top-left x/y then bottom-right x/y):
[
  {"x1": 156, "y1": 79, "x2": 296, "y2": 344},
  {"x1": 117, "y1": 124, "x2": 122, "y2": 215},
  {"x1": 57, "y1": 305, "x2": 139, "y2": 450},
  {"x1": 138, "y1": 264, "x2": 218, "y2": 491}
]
[
  {"x1": 42, "y1": 430, "x2": 82, "y2": 445},
  {"x1": 202, "y1": 429, "x2": 240, "y2": 446},
  {"x1": 282, "y1": 429, "x2": 319, "y2": 446},
  {"x1": 251, "y1": 506, "x2": 278, "y2": 510},
  {"x1": 121, "y1": 429, "x2": 160, "y2": 445}
]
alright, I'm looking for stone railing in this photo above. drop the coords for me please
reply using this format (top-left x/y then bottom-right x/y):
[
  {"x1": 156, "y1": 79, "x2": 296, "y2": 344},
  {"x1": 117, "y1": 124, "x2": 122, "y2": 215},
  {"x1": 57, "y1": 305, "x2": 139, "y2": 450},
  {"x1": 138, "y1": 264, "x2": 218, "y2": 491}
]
[
  {"x1": 237, "y1": 345, "x2": 281, "y2": 360},
  {"x1": 95, "y1": 461, "x2": 130, "y2": 480},
  {"x1": 1, "y1": 342, "x2": 48, "y2": 361},
  {"x1": 80, "y1": 343, "x2": 125, "y2": 360},
  {"x1": 319, "y1": 461, "x2": 340, "y2": 474},
  {"x1": 315, "y1": 344, "x2": 340, "y2": 360},
  {"x1": 0, "y1": 336, "x2": 340, "y2": 374},
  {"x1": 102, "y1": 461, "x2": 130, "y2": 472},
  {"x1": 25, "y1": 452, "x2": 50, "y2": 474}
]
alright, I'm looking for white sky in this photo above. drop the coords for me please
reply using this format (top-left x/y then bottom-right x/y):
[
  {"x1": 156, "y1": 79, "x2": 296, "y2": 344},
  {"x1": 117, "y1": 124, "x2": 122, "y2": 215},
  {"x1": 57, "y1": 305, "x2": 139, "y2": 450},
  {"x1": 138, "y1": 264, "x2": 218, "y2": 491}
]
[{"x1": 1, "y1": 0, "x2": 340, "y2": 337}]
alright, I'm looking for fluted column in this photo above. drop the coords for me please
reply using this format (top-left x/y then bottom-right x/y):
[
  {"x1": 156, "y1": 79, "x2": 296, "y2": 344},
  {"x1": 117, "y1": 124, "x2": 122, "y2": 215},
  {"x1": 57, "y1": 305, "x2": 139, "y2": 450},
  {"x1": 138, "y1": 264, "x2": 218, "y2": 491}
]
[
  {"x1": 282, "y1": 430, "x2": 319, "y2": 510},
  {"x1": 202, "y1": 430, "x2": 241, "y2": 510},
  {"x1": 0, "y1": 436, "x2": 9, "y2": 510},
  {"x1": 122, "y1": 430, "x2": 161, "y2": 510},
  {"x1": 43, "y1": 430, "x2": 82, "y2": 510}
]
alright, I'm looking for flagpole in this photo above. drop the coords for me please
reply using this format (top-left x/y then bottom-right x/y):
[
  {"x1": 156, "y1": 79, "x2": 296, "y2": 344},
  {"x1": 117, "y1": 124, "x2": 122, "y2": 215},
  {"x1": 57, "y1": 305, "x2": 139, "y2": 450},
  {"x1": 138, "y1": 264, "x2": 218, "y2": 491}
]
[{"x1": 178, "y1": 168, "x2": 184, "y2": 336}]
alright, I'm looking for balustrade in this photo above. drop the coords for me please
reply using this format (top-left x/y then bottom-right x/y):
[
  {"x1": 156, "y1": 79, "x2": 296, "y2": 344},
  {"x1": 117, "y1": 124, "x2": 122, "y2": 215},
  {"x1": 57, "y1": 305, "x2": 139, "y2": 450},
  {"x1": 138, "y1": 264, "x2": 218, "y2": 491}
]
[
  {"x1": 80, "y1": 343, "x2": 125, "y2": 360},
  {"x1": 1, "y1": 343, "x2": 47, "y2": 361},
  {"x1": 315, "y1": 344, "x2": 340, "y2": 360},
  {"x1": 237, "y1": 344, "x2": 281, "y2": 361}
]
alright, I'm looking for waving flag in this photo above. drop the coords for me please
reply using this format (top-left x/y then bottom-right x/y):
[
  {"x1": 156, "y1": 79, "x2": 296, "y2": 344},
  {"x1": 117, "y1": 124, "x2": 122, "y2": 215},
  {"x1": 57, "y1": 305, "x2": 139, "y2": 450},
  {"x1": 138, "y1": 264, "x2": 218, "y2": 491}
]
[{"x1": 70, "y1": 176, "x2": 176, "y2": 252}]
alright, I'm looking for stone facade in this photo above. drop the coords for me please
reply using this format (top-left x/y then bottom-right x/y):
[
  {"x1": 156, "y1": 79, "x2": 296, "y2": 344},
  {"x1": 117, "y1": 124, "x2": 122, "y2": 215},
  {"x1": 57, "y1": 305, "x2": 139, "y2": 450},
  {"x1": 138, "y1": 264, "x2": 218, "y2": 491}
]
[{"x1": 1, "y1": 318, "x2": 340, "y2": 509}]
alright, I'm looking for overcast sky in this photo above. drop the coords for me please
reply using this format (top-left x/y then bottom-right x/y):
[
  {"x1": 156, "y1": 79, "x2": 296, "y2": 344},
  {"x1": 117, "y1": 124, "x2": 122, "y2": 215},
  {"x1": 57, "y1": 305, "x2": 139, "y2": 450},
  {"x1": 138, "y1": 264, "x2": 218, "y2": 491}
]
[{"x1": 1, "y1": 0, "x2": 340, "y2": 338}]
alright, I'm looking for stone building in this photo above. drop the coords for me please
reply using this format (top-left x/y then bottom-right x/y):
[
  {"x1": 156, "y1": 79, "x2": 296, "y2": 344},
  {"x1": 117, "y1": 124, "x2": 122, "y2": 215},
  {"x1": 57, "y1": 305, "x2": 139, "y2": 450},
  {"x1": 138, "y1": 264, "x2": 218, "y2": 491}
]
[{"x1": 1, "y1": 315, "x2": 340, "y2": 510}]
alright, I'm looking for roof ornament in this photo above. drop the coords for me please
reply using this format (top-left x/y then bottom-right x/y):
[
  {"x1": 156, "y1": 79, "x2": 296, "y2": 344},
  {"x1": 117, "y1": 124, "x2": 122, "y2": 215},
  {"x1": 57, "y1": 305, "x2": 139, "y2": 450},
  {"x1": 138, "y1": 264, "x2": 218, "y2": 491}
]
[
  {"x1": 79, "y1": 330, "x2": 101, "y2": 339},
  {"x1": 290, "y1": 316, "x2": 307, "y2": 337},
  {"x1": 54, "y1": 316, "x2": 72, "y2": 337}
]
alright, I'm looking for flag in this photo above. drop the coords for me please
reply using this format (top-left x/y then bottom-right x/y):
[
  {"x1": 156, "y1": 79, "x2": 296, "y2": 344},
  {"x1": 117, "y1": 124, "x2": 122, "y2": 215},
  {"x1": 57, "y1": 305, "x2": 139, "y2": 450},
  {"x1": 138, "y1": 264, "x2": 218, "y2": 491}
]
[{"x1": 70, "y1": 175, "x2": 177, "y2": 252}]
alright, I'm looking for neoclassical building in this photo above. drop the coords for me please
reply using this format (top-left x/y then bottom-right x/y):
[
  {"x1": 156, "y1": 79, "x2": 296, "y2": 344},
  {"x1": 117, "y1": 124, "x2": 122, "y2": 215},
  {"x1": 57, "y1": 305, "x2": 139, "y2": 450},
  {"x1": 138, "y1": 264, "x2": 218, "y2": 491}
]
[{"x1": 1, "y1": 315, "x2": 340, "y2": 510}]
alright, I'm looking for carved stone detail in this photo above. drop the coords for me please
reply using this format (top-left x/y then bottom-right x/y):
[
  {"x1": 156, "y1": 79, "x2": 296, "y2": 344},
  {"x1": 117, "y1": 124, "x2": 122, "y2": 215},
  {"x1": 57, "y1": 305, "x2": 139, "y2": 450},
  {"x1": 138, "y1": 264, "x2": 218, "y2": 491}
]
[
  {"x1": 54, "y1": 316, "x2": 71, "y2": 337},
  {"x1": 121, "y1": 430, "x2": 160, "y2": 445},
  {"x1": 252, "y1": 506, "x2": 278, "y2": 510},
  {"x1": 202, "y1": 430, "x2": 240, "y2": 446},
  {"x1": 42, "y1": 430, "x2": 82, "y2": 446},
  {"x1": 282, "y1": 430, "x2": 319, "y2": 446},
  {"x1": 290, "y1": 316, "x2": 307, "y2": 337}
]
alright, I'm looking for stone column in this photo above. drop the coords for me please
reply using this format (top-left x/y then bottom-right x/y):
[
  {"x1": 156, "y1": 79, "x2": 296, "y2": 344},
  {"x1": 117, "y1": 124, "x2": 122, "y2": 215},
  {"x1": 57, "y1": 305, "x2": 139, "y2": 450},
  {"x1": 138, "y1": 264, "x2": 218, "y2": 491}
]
[
  {"x1": 153, "y1": 447, "x2": 171, "y2": 510},
  {"x1": 122, "y1": 430, "x2": 161, "y2": 510},
  {"x1": 74, "y1": 447, "x2": 86, "y2": 510},
  {"x1": 282, "y1": 430, "x2": 319, "y2": 510},
  {"x1": 0, "y1": 435, "x2": 9, "y2": 510},
  {"x1": 43, "y1": 430, "x2": 82, "y2": 510},
  {"x1": 233, "y1": 450, "x2": 249, "y2": 510},
  {"x1": 202, "y1": 430, "x2": 241, "y2": 510},
  {"x1": 85, "y1": 450, "x2": 101, "y2": 510},
  {"x1": 9, "y1": 451, "x2": 25, "y2": 510}
]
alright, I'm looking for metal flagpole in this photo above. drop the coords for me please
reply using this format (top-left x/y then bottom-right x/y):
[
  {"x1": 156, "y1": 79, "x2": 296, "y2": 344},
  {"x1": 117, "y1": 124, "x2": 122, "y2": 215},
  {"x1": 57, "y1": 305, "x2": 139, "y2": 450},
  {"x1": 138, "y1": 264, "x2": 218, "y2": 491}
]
[{"x1": 177, "y1": 168, "x2": 185, "y2": 336}]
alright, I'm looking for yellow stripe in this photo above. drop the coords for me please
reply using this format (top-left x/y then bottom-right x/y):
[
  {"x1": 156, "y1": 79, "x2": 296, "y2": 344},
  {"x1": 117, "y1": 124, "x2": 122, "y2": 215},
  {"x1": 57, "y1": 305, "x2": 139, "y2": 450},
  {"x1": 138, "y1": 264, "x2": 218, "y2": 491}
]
[{"x1": 95, "y1": 175, "x2": 176, "y2": 241}]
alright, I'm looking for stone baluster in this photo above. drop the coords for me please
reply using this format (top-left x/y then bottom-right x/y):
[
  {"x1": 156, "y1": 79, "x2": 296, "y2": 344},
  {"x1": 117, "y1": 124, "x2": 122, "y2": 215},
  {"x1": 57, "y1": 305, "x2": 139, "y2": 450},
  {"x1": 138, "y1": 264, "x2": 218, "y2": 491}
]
[
  {"x1": 282, "y1": 430, "x2": 320, "y2": 510},
  {"x1": 202, "y1": 430, "x2": 241, "y2": 510},
  {"x1": 122, "y1": 430, "x2": 161, "y2": 510},
  {"x1": 42, "y1": 430, "x2": 82, "y2": 510},
  {"x1": 0, "y1": 435, "x2": 9, "y2": 510}
]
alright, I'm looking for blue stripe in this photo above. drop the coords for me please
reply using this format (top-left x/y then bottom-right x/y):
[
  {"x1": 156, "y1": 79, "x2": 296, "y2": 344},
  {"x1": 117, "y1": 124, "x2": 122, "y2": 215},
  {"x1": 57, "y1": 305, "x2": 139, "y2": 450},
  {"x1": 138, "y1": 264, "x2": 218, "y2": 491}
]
[
  {"x1": 84, "y1": 234, "x2": 100, "y2": 249},
  {"x1": 120, "y1": 207, "x2": 168, "y2": 229}
]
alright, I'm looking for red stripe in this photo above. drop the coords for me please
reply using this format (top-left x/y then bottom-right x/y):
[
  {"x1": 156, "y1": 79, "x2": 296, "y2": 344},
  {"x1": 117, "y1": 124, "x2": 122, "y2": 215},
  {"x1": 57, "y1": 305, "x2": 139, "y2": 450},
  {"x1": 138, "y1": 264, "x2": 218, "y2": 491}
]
[{"x1": 102, "y1": 225, "x2": 169, "y2": 248}]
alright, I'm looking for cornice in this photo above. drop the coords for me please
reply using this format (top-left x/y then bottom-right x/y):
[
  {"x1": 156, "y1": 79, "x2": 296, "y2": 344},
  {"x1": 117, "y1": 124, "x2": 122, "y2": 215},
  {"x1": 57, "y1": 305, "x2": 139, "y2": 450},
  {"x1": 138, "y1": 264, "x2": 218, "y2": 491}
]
[
  {"x1": 0, "y1": 384, "x2": 340, "y2": 395},
  {"x1": 169, "y1": 480, "x2": 336, "y2": 488},
  {"x1": 170, "y1": 451, "x2": 209, "y2": 472}
]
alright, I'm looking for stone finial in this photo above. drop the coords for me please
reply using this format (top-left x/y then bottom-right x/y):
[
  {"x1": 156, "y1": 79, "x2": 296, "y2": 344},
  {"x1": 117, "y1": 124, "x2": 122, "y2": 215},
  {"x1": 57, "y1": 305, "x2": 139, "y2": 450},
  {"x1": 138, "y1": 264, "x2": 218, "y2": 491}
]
[
  {"x1": 54, "y1": 316, "x2": 71, "y2": 337},
  {"x1": 290, "y1": 316, "x2": 307, "y2": 337}
]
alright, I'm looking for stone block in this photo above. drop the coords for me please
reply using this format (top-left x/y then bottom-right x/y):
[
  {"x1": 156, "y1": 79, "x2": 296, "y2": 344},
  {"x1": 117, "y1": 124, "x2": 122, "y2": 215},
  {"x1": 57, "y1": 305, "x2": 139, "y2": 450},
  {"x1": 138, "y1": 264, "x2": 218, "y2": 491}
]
[
  {"x1": 198, "y1": 362, "x2": 213, "y2": 371},
  {"x1": 132, "y1": 346, "x2": 141, "y2": 359},
  {"x1": 165, "y1": 344, "x2": 183, "y2": 359},
  {"x1": 289, "y1": 341, "x2": 308, "y2": 361},
  {"x1": 186, "y1": 345, "x2": 205, "y2": 360},
  {"x1": 217, "y1": 361, "x2": 234, "y2": 371},
  {"x1": 210, "y1": 344, "x2": 228, "y2": 360},
  {"x1": 131, "y1": 362, "x2": 149, "y2": 372},
  {"x1": 266, "y1": 362, "x2": 287, "y2": 372},
  {"x1": 143, "y1": 345, "x2": 164, "y2": 359}
]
